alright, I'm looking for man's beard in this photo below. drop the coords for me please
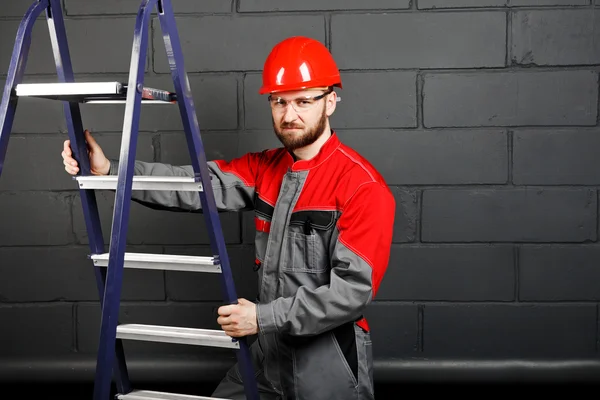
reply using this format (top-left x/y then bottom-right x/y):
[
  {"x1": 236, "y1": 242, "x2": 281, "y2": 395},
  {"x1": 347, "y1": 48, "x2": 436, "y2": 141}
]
[{"x1": 273, "y1": 105, "x2": 328, "y2": 151}]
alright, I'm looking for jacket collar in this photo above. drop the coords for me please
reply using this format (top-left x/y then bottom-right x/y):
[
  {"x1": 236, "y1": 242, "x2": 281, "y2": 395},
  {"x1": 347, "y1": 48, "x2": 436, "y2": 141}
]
[{"x1": 288, "y1": 130, "x2": 340, "y2": 171}]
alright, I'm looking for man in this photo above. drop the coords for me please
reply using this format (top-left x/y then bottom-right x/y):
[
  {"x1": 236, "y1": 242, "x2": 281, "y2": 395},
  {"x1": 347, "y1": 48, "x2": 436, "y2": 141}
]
[{"x1": 61, "y1": 36, "x2": 395, "y2": 400}]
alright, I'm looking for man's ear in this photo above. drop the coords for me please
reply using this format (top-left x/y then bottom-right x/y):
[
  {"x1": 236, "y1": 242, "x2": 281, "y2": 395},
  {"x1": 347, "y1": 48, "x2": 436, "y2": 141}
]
[{"x1": 326, "y1": 90, "x2": 337, "y2": 117}]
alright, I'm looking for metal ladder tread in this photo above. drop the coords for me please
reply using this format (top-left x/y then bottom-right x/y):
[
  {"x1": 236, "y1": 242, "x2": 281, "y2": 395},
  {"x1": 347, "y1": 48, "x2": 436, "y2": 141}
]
[
  {"x1": 91, "y1": 252, "x2": 221, "y2": 273},
  {"x1": 75, "y1": 175, "x2": 203, "y2": 191},
  {"x1": 14, "y1": 81, "x2": 176, "y2": 104},
  {"x1": 117, "y1": 389, "x2": 230, "y2": 400},
  {"x1": 117, "y1": 324, "x2": 240, "y2": 349}
]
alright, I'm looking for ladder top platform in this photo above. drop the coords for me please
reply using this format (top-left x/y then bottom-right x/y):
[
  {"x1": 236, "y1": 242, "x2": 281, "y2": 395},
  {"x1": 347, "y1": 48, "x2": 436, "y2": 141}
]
[{"x1": 15, "y1": 81, "x2": 177, "y2": 104}]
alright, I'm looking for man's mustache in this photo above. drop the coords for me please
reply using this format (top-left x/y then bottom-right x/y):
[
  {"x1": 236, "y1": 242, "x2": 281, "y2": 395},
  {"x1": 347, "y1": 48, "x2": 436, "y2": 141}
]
[{"x1": 280, "y1": 123, "x2": 304, "y2": 129}]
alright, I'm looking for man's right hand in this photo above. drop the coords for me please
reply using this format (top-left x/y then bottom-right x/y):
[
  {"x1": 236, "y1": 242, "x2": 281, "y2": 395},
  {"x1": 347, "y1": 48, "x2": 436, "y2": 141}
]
[{"x1": 62, "y1": 129, "x2": 110, "y2": 176}]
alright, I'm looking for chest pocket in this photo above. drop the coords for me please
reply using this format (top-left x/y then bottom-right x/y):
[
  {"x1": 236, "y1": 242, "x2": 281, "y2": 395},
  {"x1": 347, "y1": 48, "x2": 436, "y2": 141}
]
[{"x1": 283, "y1": 211, "x2": 336, "y2": 273}]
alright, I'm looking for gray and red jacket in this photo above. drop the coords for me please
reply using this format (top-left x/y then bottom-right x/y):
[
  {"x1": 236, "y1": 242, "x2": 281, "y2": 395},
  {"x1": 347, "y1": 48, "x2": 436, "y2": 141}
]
[{"x1": 110, "y1": 131, "x2": 396, "y2": 398}]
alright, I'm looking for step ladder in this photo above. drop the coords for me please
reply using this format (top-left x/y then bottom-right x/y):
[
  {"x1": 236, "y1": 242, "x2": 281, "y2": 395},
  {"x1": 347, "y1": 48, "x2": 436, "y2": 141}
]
[{"x1": 0, "y1": 1, "x2": 259, "y2": 400}]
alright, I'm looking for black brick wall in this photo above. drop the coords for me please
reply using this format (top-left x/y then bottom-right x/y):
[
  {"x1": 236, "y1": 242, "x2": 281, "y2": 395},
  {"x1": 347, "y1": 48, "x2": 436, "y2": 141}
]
[{"x1": 0, "y1": 0, "x2": 599, "y2": 390}]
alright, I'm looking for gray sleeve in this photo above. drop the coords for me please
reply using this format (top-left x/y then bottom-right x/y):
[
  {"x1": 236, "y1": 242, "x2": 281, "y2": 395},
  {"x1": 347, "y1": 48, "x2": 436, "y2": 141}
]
[{"x1": 108, "y1": 158, "x2": 256, "y2": 212}]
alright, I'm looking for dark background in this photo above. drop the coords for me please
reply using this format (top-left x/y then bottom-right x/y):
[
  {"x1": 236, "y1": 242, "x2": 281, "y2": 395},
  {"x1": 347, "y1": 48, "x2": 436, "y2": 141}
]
[{"x1": 1, "y1": 0, "x2": 599, "y2": 398}]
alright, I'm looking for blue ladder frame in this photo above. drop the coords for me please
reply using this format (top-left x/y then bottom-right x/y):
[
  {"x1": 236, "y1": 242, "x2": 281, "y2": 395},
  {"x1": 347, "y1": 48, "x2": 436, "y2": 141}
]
[{"x1": 0, "y1": 1, "x2": 259, "y2": 399}]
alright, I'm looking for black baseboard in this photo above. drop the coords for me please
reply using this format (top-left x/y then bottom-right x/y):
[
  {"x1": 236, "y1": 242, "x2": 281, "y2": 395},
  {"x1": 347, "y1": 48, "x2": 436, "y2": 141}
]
[
  {"x1": 2, "y1": 355, "x2": 600, "y2": 386},
  {"x1": 2, "y1": 381, "x2": 599, "y2": 400}
]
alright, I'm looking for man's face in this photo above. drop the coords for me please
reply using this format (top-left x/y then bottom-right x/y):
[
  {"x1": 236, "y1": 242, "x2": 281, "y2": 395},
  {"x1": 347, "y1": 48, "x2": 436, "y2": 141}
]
[{"x1": 269, "y1": 88, "x2": 332, "y2": 151}]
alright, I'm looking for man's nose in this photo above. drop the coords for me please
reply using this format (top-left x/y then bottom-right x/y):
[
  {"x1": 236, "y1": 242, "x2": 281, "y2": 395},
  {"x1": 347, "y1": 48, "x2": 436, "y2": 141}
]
[{"x1": 281, "y1": 103, "x2": 299, "y2": 123}]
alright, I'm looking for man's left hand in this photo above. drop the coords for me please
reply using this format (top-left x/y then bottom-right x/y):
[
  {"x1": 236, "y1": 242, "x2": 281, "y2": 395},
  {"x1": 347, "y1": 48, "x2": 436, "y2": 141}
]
[{"x1": 217, "y1": 298, "x2": 258, "y2": 337}]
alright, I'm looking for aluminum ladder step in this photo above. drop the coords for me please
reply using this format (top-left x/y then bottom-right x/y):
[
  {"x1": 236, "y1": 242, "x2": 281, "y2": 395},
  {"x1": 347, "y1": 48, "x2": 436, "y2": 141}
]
[
  {"x1": 90, "y1": 252, "x2": 221, "y2": 273},
  {"x1": 116, "y1": 324, "x2": 239, "y2": 349},
  {"x1": 75, "y1": 175, "x2": 203, "y2": 191},
  {"x1": 14, "y1": 81, "x2": 176, "y2": 104},
  {"x1": 117, "y1": 390, "x2": 230, "y2": 400}
]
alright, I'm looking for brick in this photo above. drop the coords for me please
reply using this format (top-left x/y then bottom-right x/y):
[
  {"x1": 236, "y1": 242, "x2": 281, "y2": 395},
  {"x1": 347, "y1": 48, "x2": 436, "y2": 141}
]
[
  {"x1": 362, "y1": 303, "x2": 419, "y2": 359},
  {"x1": 238, "y1": 0, "x2": 411, "y2": 11},
  {"x1": 512, "y1": 0, "x2": 589, "y2": 5},
  {"x1": 72, "y1": 190, "x2": 242, "y2": 245},
  {"x1": 418, "y1": 0, "x2": 589, "y2": 7},
  {"x1": 0, "y1": 18, "x2": 149, "y2": 75},
  {"x1": 377, "y1": 245, "x2": 515, "y2": 301},
  {"x1": 0, "y1": 192, "x2": 72, "y2": 245},
  {"x1": 329, "y1": 72, "x2": 417, "y2": 129},
  {"x1": 0, "y1": 21, "x2": 53, "y2": 76},
  {"x1": 159, "y1": 131, "x2": 240, "y2": 166},
  {"x1": 513, "y1": 129, "x2": 600, "y2": 185},
  {"x1": 164, "y1": 245, "x2": 258, "y2": 301},
  {"x1": 65, "y1": 0, "x2": 232, "y2": 15},
  {"x1": 519, "y1": 245, "x2": 600, "y2": 301},
  {"x1": 390, "y1": 187, "x2": 418, "y2": 244},
  {"x1": 418, "y1": 0, "x2": 506, "y2": 8},
  {"x1": 0, "y1": 304, "x2": 73, "y2": 356},
  {"x1": 0, "y1": 135, "x2": 74, "y2": 190},
  {"x1": 77, "y1": 302, "x2": 229, "y2": 356},
  {"x1": 336, "y1": 130, "x2": 508, "y2": 185},
  {"x1": 0, "y1": 246, "x2": 165, "y2": 302},
  {"x1": 422, "y1": 304, "x2": 597, "y2": 357},
  {"x1": 421, "y1": 188, "x2": 597, "y2": 242},
  {"x1": 244, "y1": 72, "x2": 417, "y2": 130},
  {"x1": 331, "y1": 13, "x2": 506, "y2": 69},
  {"x1": 153, "y1": 16, "x2": 325, "y2": 73},
  {"x1": 0, "y1": 247, "x2": 94, "y2": 302},
  {"x1": 512, "y1": 10, "x2": 600, "y2": 66},
  {"x1": 423, "y1": 71, "x2": 598, "y2": 127},
  {"x1": 0, "y1": 1, "x2": 47, "y2": 17}
]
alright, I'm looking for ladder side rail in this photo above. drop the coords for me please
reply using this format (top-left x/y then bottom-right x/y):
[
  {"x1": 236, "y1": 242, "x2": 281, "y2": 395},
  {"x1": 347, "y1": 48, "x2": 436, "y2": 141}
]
[
  {"x1": 93, "y1": 1, "x2": 157, "y2": 399},
  {"x1": 157, "y1": 2, "x2": 260, "y2": 399},
  {"x1": 45, "y1": 0, "x2": 133, "y2": 395},
  {"x1": 156, "y1": 0, "x2": 239, "y2": 305},
  {"x1": 0, "y1": 0, "x2": 48, "y2": 176}
]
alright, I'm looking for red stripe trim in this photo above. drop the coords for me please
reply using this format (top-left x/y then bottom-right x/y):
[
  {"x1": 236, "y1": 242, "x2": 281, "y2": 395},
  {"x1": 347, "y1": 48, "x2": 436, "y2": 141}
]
[
  {"x1": 356, "y1": 317, "x2": 369, "y2": 332},
  {"x1": 255, "y1": 216, "x2": 271, "y2": 233}
]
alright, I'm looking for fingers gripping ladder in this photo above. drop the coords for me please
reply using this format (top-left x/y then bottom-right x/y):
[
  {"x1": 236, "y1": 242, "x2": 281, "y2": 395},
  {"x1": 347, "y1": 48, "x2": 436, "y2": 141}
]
[{"x1": 0, "y1": 1, "x2": 260, "y2": 399}]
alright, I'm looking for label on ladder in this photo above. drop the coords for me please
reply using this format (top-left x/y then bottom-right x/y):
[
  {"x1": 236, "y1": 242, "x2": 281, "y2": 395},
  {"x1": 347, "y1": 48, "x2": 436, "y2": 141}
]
[{"x1": 141, "y1": 87, "x2": 176, "y2": 103}]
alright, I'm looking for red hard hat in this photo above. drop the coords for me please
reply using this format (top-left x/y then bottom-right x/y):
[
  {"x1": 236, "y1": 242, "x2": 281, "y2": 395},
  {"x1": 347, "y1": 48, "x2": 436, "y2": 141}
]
[{"x1": 259, "y1": 36, "x2": 342, "y2": 94}]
